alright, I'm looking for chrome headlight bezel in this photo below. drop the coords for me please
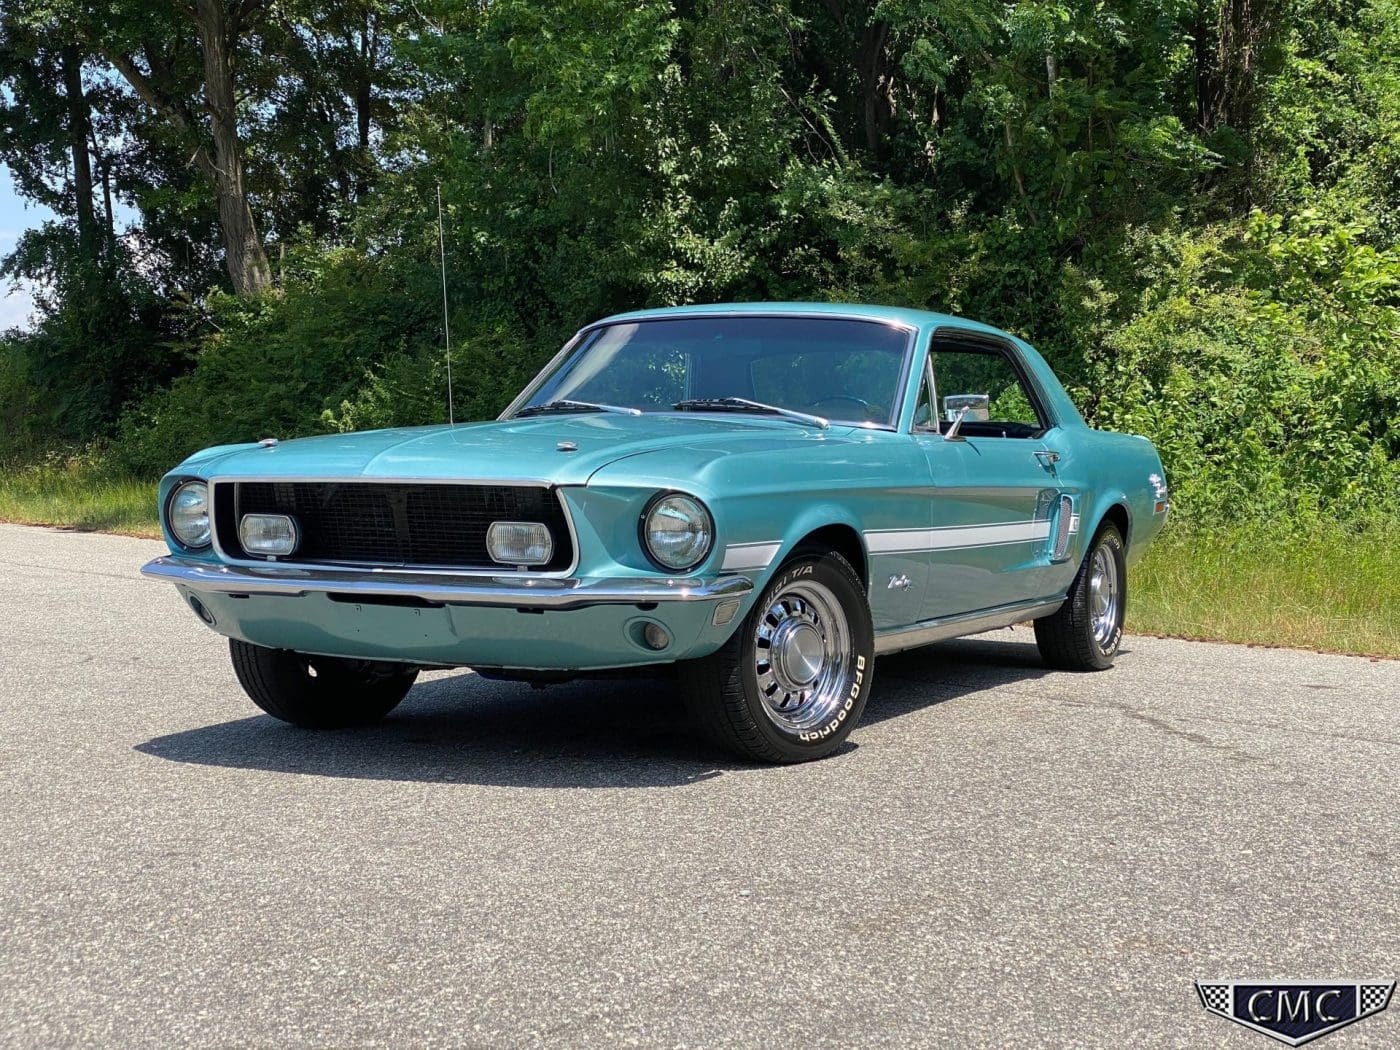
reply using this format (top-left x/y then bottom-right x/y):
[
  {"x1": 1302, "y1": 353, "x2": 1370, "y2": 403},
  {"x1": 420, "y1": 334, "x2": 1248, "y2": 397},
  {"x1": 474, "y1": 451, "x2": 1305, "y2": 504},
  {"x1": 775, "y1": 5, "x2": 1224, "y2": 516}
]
[
  {"x1": 640, "y1": 492, "x2": 715, "y2": 573},
  {"x1": 165, "y1": 479, "x2": 212, "y2": 551}
]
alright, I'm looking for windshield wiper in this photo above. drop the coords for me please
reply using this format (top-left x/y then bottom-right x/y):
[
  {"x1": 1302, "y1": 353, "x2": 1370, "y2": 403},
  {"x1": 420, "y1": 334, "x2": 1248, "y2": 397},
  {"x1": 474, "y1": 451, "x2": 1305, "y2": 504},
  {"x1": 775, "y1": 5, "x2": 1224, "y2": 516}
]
[
  {"x1": 516, "y1": 399, "x2": 643, "y2": 418},
  {"x1": 673, "y1": 397, "x2": 829, "y2": 430}
]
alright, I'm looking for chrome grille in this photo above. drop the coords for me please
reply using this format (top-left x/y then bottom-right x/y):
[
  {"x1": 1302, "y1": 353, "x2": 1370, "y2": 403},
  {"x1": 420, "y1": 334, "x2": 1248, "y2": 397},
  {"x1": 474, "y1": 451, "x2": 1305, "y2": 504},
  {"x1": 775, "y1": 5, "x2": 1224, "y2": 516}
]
[{"x1": 215, "y1": 481, "x2": 573, "y2": 571}]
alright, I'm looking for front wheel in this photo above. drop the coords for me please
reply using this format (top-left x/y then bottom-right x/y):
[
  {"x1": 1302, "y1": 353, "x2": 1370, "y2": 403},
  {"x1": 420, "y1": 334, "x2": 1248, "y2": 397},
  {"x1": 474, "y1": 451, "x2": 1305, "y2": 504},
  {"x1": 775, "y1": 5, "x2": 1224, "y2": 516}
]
[
  {"x1": 1034, "y1": 523, "x2": 1126, "y2": 671},
  {"x1": 229, "y1": 640, "x2": 418, "y2": 728},
  {"x1": 681, "y1": 551, "x2": 875, "y2": 763}
]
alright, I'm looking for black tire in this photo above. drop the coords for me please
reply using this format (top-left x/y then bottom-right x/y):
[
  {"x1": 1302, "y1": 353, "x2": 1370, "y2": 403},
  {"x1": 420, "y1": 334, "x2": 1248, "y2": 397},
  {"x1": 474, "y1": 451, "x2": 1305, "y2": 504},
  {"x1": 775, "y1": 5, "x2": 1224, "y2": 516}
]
[
  {"x1": 229, "y1": 639, "x2": 418, "y2": 728},
  {"x1": 681, "y1": 550, "x2": 875, "y2": 763},
  {"x1": 1034, "y1": 523, "x2": 1126, "y2": 671}
]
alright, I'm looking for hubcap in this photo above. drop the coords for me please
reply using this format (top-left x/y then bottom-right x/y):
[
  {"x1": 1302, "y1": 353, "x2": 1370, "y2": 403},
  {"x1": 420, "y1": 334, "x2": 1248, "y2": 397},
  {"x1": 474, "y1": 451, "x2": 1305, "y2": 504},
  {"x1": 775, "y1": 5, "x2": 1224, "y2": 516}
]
[
  {"x1": 753, "y1": 579, "x2": 851, "y2": 733},
  {"x1": 774, "y1": 621, "x2": 824, "y2": 685},
  {"x1": 1089, "y1": 544, "x2": 1120, "y2": 650}
]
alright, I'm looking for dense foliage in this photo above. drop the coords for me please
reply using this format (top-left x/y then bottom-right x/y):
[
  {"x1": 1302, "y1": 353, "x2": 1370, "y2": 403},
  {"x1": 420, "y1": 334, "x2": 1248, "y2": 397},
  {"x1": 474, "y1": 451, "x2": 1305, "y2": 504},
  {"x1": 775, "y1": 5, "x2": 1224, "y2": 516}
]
[{"x1": 2, "y1": 0, "x2": 1397, "y2": 527}]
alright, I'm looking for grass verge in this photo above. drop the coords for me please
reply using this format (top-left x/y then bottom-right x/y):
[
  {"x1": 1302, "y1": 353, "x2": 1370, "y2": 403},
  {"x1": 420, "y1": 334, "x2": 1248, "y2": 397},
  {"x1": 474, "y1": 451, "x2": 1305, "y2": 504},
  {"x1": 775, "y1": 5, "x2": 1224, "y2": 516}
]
[
  {"x1": 0, "y1": 461, "x2": 159, "y2": 538},
  {"x1": 1132, "y1": 517, "x2": 1400, "y2": 659},
  {"x1": 1, "y1": 463, "x2": 1395, "y2": 658}
]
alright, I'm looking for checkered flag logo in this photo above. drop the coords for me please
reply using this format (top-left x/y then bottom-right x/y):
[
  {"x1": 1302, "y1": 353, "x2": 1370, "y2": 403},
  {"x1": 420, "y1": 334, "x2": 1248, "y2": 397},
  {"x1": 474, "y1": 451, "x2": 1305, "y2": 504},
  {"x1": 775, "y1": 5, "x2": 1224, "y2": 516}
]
[
  {"x1": 1195, "y1": 980, "x2": 1395, "y2": 1046},
  {"x1": 1360, "y1": 983, "x2": 1394, "y2": 1016},
  {"x1": 1197, "y1": 983, "x2": 1231, "y2": 1015}
]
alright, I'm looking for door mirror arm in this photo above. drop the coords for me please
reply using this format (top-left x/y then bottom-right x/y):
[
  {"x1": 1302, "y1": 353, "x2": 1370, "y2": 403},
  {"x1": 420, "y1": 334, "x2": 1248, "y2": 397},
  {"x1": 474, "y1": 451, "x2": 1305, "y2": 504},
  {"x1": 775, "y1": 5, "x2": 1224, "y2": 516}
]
[{"x1": 943, "y1": 405, "x2": 971, "y2": 442}]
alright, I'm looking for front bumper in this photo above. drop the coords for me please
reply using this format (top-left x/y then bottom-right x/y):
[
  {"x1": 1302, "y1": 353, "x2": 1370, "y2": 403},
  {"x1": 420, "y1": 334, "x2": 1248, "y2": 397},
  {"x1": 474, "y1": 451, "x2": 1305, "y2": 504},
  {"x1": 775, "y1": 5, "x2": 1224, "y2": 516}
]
[
  {"x1": 141, "y1": 557, "x2": 752, "y2": 609},
  {"x1": 141, "y1": 557, "x2": 754, "y2": 670}
]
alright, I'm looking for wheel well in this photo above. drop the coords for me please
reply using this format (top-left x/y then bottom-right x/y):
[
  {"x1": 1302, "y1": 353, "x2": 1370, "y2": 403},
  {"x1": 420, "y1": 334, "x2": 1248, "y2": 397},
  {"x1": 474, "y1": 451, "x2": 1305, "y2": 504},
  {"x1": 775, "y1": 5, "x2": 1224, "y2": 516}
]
[
  {"x1": 1098, "y1": 503, "x2": 1130, "y2": 546},
  {"x1": 792, "y1": 524, "x2": 868, "y2": 586}
]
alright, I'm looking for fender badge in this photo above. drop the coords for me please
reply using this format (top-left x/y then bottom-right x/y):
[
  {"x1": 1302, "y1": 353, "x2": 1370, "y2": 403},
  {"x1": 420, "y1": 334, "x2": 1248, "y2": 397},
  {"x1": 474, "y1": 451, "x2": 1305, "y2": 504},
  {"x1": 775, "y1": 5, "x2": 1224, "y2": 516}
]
[
  {"x1": 258, "y1": 437, "x2": 279, "y2": 448},
  {"x1": 557, "y1": 441, "x2": 578, "y2": 453}
]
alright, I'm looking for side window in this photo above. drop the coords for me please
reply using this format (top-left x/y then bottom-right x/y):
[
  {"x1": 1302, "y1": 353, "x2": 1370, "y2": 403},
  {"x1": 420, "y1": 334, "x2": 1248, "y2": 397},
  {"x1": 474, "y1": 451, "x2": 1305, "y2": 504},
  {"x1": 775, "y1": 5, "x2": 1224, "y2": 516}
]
[{"x1": 928, "y1": 344, "x2": 1046, "y2": 438}]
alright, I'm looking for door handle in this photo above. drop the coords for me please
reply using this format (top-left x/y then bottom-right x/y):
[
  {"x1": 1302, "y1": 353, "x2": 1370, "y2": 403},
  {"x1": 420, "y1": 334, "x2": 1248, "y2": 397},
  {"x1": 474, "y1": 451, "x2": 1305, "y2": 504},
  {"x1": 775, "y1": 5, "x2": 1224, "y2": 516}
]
[{"x1": 1034, "y1": 449, "x2": 1060, "y2": 471}]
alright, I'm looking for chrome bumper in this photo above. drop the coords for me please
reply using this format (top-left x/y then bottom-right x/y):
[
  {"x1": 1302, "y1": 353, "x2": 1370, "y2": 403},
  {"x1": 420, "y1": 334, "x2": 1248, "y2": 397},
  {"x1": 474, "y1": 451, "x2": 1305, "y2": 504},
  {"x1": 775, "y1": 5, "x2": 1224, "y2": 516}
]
[{"x1": 140, "y1": 556, "x2": 753, "y2": 610}]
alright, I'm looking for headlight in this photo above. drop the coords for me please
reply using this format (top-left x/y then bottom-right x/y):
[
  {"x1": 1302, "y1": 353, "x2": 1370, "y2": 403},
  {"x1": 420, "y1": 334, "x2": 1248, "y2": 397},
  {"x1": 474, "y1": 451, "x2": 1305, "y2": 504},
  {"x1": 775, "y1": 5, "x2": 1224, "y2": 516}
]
[
  {"x1": 486, "y1": 521, "x2": 554, "y2": 566},
  {"x1": 240, "y1": 514, "x2": 299, "y2": 558},
  {"x1": 167, "y1": 480, "x2": 211, "y2": 549},
  {"x1": 642, "y1": 493, "x2": 713, "y2": 572}
]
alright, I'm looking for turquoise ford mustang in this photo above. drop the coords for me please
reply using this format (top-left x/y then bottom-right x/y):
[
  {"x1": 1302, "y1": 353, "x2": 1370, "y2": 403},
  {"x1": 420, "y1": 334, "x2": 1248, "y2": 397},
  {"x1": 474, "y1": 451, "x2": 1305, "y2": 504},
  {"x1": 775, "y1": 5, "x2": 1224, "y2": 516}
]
[{"x1": 143, "y1": 303, "x2": 1169, "y2": 763}]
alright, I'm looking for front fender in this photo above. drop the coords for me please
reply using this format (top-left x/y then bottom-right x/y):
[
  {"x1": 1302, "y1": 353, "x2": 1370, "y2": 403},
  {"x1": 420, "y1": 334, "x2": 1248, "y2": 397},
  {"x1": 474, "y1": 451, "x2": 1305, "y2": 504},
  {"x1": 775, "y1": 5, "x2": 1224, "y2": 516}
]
[{"x1": 745, "y1": 500, "x2": 869, "y2": 587}]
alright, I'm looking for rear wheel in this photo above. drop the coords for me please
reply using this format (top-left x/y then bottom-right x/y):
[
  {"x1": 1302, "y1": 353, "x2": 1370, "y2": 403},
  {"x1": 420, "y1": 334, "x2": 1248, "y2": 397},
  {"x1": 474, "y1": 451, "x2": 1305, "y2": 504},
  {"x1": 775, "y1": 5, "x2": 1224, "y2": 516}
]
[
  {"x1": 229, "y1": 639, "x2": 418, "y2": 728},
  {"x1": 1034, "y1": 523, "x2": 1126, "y2": 671},
  {"x1": 682, "y1": 550, "x2": 875, "y2": 763}
]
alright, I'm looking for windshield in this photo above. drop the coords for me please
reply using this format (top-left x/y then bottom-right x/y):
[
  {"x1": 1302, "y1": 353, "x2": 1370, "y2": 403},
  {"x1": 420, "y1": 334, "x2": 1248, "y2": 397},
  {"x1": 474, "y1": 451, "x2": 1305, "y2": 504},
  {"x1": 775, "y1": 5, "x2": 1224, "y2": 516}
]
[{"x1": 513, "y1": 316, "x2": 913, "y2": 427}]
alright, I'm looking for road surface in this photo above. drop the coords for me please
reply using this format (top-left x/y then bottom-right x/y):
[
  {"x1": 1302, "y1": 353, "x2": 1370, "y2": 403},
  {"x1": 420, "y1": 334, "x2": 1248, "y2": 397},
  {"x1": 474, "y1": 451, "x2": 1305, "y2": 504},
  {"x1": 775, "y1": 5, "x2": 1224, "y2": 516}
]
[{"x1": 1, "y1": 523, "x2": 1396, "y2": 1047}]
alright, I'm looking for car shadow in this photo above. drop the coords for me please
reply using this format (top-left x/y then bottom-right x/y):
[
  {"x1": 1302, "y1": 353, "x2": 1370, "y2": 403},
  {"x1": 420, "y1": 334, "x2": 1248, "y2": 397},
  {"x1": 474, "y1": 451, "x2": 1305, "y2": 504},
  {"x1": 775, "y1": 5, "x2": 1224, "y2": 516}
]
[
  {"x1": 864, "y1": 633, "x2": 1057, "y2": 727},
  {"x1": 135, "y1": 633, "x2": 1065, "y2": 789}
]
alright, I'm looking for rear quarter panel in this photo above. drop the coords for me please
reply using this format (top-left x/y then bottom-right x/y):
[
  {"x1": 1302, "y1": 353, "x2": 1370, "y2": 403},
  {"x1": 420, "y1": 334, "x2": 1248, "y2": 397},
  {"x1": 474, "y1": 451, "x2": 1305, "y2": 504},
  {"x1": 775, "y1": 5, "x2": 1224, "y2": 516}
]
[
  {"x1": 1009, "y1": 334, "x2": 1168, "y2": 566},
  {"x1": 1055, "y1": 428, "x2": 1169, "y2": 568}
]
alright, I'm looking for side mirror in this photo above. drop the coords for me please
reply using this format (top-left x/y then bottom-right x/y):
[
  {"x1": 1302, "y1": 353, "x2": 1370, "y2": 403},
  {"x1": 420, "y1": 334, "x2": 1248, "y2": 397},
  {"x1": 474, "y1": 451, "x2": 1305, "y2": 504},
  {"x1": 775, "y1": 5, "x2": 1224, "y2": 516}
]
[
  {"x1": 943, "y1": 393, "x2": 990, "y2": 423},
  {"x1": 942, "y1": 394, "x2": 989, "y2": 441}
]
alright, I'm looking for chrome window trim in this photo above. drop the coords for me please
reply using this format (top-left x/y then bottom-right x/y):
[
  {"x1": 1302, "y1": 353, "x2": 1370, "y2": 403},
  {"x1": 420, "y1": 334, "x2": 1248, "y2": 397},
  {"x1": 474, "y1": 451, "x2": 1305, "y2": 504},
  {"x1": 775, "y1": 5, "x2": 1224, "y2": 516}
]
[
  {"x1": 909, "y1": 351, "x2": 940, "y2": 435},
  {"x1": 499, "y1": 331, "x2": 585, "y2": 420},
  {"x1": 208, "y1": 477, "x2": 583, "y2": 579},
  {"x1": 501, "y1": 313, "x2": 920, "y2": 430},
  {"x1": 923, "y1": 325, "x2": 1058, "y2": 434}
]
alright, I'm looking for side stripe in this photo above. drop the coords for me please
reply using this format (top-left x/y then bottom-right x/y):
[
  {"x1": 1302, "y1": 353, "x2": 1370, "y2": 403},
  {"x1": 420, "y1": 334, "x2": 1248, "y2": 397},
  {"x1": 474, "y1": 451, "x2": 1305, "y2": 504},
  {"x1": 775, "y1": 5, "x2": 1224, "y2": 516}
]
[
  {"x1": 865, "y1": 520, "x2": 1051, "y2": 554},
  {"x1": 721, "y1": 541, "x2": 782, "y2": 571}
]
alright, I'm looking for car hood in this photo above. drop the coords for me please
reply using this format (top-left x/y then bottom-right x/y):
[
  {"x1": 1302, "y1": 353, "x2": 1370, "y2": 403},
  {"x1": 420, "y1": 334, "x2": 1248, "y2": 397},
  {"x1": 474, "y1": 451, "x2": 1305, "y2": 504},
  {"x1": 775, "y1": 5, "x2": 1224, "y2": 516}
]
[{"x1": 193, "y1": 414, "x2": 853, "y2": 486}]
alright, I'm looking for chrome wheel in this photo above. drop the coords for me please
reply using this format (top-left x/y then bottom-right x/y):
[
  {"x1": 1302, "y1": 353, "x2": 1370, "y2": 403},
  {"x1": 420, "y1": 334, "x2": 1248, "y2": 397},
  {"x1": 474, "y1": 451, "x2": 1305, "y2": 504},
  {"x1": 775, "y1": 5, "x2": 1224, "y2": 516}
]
[
  {"x1": 1088, "y1": 543, "x2": 1121, "y2": 649},
  {"x1": 753, "y1": 579, "x2": 851, "y2": 733}
]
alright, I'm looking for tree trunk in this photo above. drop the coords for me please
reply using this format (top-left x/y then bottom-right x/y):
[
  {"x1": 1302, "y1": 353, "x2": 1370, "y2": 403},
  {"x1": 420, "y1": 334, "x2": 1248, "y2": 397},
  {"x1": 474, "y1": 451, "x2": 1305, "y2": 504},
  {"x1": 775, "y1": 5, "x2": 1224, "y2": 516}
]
[
  {"x1": 355, "y1": 12, "x2": 373, "y2": 153},
  {"x1": 59, "y1": 46, "x2": 99, "y2": 257},
  {"x1": 99, "y1": 154, "x2": 115, "y2": 241},
  {"x1": 353, "y1": 40, "x2": 373, "y2": 197},
  {"x1": 1197, "y1": 0, "x2": 1274, "y2": 132},
  {"x1": 355, "y1": 79, "x2": 372, "y2": 152},
  {"x1": 192, "y1": 0, "x2": 272, "y2": 295},
  {"x1": 858, "y1": 19, "x2": 890, "y2": 158}
]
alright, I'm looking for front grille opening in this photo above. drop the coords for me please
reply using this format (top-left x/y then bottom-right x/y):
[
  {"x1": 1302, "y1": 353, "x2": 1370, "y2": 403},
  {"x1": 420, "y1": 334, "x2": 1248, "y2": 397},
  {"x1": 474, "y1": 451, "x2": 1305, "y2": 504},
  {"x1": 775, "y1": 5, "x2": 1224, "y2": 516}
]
[{"x1": 216, "y1": 482, "x2": 573, "y2": 572}]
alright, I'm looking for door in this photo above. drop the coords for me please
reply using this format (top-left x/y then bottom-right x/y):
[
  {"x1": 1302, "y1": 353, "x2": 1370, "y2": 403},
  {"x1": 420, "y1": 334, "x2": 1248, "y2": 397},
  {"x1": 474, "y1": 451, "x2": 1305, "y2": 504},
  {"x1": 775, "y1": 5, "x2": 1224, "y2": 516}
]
[{"x1": 911, "y1": 336, "x2": 1068, "y2": 616}]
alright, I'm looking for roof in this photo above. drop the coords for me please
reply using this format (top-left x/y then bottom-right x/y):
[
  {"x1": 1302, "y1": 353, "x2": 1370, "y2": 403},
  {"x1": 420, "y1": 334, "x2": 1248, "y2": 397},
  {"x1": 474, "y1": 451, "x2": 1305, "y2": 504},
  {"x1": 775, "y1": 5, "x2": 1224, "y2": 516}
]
[{"x1": 595, "y1": 301, "x2": 1016, "y2": 340}]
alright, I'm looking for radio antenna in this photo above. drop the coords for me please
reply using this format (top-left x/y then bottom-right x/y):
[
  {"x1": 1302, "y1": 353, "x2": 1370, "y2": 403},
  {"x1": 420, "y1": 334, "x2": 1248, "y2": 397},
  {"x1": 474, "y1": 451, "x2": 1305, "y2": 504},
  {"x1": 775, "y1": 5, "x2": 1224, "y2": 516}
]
[{"x1": 436, "y1": 183, "x2": 455, "y2": 425}]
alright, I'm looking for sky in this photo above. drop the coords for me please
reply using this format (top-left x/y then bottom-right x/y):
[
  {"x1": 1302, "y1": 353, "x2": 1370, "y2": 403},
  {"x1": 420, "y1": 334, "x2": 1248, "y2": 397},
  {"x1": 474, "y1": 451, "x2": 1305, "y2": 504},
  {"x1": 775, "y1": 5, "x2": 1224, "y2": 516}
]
[{"x1": 0, "y1": 163, "x2": 54, "y2": 331}]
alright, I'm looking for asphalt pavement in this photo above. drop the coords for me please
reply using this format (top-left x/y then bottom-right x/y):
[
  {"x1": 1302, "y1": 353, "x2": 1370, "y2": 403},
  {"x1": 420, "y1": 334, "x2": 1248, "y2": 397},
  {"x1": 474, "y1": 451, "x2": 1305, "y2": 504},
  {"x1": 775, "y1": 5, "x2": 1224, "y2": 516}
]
[{"x1": 0, "y1": 523, "x2": 1396, "y2": 1048}]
